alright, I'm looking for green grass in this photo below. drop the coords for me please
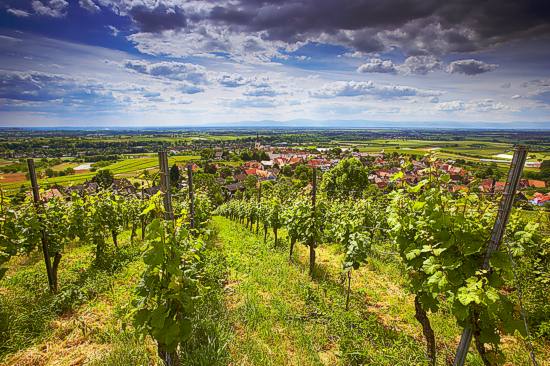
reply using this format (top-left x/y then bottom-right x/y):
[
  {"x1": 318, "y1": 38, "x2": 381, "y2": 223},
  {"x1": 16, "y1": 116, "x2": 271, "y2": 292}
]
[
  {"x1": 211, "y1": 216, "x2": 549, "y2": 366},
  {"x1": 0, "y1": 230, "x2": 154, "y2": 365},
  {"x1": 212, "y1": 216, "x2": 434, "y2": 365},
  {"x1": 1, "y1": 216, "x2": 547, "y2": 365}
]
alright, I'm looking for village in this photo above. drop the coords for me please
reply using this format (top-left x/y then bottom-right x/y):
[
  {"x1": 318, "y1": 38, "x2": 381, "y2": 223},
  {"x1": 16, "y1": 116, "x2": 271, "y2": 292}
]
[{"x1": 27, "y1": 136, "x2": 550, "y2": 209}]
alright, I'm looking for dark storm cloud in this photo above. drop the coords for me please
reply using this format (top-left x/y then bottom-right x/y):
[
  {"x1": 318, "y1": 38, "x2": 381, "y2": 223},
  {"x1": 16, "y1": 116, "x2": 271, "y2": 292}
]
[
  {"x1": 205, "y1": 0, "x2": 550, "y2": 54},
  {"x1": 447, "y1": 59, "x2": 498, "y2": 75},
  {"x1": 0, "y1": 71, "x2": 67, "y2": 101},
  {"x1": 76, "y1": 0, "x2": 550, "y2": 56},
  {"x1": 129, "y1": 4, "x2": 187, "y2": 33},
  {"x1": 0, "y1": 70, "x2": 124, "y2": 110}
]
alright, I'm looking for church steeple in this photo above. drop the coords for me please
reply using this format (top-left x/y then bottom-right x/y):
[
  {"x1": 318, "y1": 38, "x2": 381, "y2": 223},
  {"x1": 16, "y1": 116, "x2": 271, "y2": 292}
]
[{"x1": 255, "y1": 132, "x2": 261, "y2": 149}]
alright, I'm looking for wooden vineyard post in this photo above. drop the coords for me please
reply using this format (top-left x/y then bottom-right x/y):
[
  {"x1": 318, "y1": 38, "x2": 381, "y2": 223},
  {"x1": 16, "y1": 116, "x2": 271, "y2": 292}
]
[
  {"x1": 309, "y1": 167, "x2": 317, "y2": 277},
  {"x1": 158, "y1": 152, "x2": 174, "y2": 221},
  {"x1": 453, "y1": 145, "x2": 528, "y2": 366},
  {"x1": 187, "y1": 163, "x2": 195, "y2": 230},
  {"x1": 27, "y1": 158, "x2": 56, "y2": 292},
  {"x1": 256, "y1": 182, "x2": 261, "y2": 234},
  {"x1": 157, "y1": 152, "x2": 178, "y2": 366}
]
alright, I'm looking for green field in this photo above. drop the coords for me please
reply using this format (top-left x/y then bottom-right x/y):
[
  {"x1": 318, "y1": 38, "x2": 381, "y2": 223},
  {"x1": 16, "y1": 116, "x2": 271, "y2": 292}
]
[{"x1": 0, "y1": 155, "x2": 200, "y2": 192}]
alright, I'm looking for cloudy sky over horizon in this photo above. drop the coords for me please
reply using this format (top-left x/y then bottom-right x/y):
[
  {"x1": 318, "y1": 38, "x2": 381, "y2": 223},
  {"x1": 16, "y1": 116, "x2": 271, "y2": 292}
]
[{"x1": 0, "y1": 0, "x2": 549, "y2": 127}]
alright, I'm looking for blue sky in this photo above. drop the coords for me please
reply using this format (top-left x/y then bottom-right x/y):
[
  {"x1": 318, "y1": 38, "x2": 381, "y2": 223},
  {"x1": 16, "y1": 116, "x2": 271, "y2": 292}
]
[{"x1": 0, "y1": 0, "x2": 549, "y2": 128}]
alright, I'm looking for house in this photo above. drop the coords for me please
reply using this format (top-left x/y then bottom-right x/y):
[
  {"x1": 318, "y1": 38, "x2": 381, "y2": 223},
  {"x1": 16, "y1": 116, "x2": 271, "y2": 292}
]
[
  {"x1": 42, "y1": 188, "x2": 64, "y2": 201},
  {"x1": 288, "y1": 157, "x2": 303, "y2": 165},
  {"x1": 307, "y1": 159, "x2": 331, "y2": 170},
  {"x1": 448, "y1": 166, "x2": 466, "y2": 177},
  {"x1": 214, "y1": 150, "x2": 223, "y2": 160},
  {"x1": 376, "y1": 170, "x2": 392, "y2": 178},
  {"x1": 479, "y1": 179, "x2": 495, "y2": 192},
  {"x1": 223, "y1": 182, "x2": 244, "y2": 193},
  {"x1": 261, "y1": 160, "x2": 273, "y2": 168},
  {"x1": 530, "y1": 192, "x2": 550, "y2": 206},
  {"x1": 66, "y1": 181, "x2": 99, "y2": 196},
  {"x1": 244, "y1": 161, "x2": 263, "y2": 169},
  {"x1": 256, "y1": 170, "x2": 276, "y2": 180},
  {"x1": 112, "y1": 178, "x2": 137, "y2": 195},
  {"x1": 527, "y1": 180, "x2": 546, "y2": 189},
  {"x1": 494, "y1": 181, "x2": 506, "y2": 192},
  {"x1": 234, "y1": 174, "x2": 247, "y2": 182}
]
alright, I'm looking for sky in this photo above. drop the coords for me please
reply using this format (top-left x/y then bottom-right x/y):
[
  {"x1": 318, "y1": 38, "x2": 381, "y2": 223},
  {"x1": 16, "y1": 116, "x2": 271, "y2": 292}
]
[{"x1": 0, "y1": 0, "x2": 549, "y2": 128}]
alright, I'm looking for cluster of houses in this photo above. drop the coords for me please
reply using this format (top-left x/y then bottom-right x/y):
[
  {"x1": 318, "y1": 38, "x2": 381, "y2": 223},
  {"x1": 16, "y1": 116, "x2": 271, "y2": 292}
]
[
  {"x1": 36, "y1": 178, "x2": 156, "y2": 200},
  {"x1": 220, "y1": 148, "x2": 548, "y2": 206},
  {"x1": 31, "y1": 144, "x2": 548, "y2": 208}
]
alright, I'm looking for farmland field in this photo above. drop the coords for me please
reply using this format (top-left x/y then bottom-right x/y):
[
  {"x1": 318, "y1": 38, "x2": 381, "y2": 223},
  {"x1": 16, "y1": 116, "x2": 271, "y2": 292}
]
[{"x1": 0, "y1": 155, "x2": 200, "y2": 192}]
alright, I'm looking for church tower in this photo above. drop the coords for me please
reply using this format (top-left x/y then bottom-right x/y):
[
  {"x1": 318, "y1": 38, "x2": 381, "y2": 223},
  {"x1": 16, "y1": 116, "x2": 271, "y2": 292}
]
[{"x1": 255, "y1": 132, "x2": 261, "y2": 150}]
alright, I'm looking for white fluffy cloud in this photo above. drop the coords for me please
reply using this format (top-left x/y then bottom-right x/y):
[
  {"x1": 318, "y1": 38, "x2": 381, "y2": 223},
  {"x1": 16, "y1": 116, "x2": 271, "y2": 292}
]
[
  {"x1": 400, "y1": 56, "x2": 443, "y2": 75},
  {"x1": 437, "y1": 99, "x2": 509, "y2": 113},
  {"x1": 79, "y1": 0, "x2": 100, "y2": 13},
  {"x1": 31, "y1": 0, "x2": 68, "y2": 18},
  {"x1": 128, "y1": 27, "x2": 301, "y2": 63},
  {"x1": 124, "y1": 60, "x2": 208, "y2": 84},
  {"x1": 357, "y1": 58, "x2": 396, "y2": 74},
  {"x1": 311, "y1": 81, "x2": 441, "y2": 99}
]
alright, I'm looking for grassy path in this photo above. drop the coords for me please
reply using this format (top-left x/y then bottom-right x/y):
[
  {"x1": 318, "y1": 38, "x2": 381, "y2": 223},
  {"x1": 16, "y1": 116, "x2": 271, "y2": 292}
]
[
  {"x1": 213, "y1": 216, "x2": 430, "y2": 366},
  {"x1": 213, "y1": 216, "x2": 549, "y2": 366}
]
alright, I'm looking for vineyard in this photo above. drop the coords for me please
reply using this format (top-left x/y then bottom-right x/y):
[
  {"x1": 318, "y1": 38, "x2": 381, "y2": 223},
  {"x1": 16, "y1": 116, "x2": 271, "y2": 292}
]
[{"x1": 0, "y1": 152, "x2": 549, "y2": 366}]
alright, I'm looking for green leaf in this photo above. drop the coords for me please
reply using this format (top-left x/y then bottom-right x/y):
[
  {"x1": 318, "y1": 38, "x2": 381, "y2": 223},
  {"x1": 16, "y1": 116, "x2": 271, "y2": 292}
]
[
  {"x1": 405, "y1": 249, "x2": 421, "y2": 261},
  {"x1": 179, "y1": 318, "x2": 192, "y2": 340},
  {"x1": 133, "y1": 309, "x2": 150, "y2": 327},
  {"x1": 150, "y1": 306, "x2": 167, "y2": 329},
  {"x1": 163, "y1": 320, "x2": 180, "y2": 349},
  {"x1": 144, "y1": 244, "x2": 164, "y2": 266},
  {"x1": 390, "y1": 171, "x2": 404, "y2": 182}
]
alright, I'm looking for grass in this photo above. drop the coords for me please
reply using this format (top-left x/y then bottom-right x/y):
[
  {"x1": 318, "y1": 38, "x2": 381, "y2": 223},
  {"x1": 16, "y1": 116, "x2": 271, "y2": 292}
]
[
  {"x1": 0, "y1": 230, "x2": 156, "y2": 365},
  {"x1": 212, "y1": 216, "x2": 550, "y2": 366},
  {"x1": 213, "y1": 217, "x2": 433, "y2": 365},
  {"x1": 1, "y1": 216, "x2": 548, "y2": 365}
]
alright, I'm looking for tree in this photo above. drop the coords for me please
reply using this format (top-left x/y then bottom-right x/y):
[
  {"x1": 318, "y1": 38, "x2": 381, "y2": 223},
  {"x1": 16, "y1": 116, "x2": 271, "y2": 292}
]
[
  {"x1": 243, "y1": 175, "x2": 258, "y2": 199},
  {"x1": 194, "y1": 173, "x2": 223, "y2": 206},
  {"x1": 281, "y1": 165, "x2": 293, "y2": 177},
  {"x1": 218, "y1": 166, "x2": 233, "y2": 178},
  {"x1": 92, "y1": 169, "x2": 114, "y2": 188},
  {"x1": 294, "y1": 164, "x2": 312, "y2": 183},
  {"x1": 45, "y1": 168, "x2": 55, "y2": 178},
  {"x1": 169, "y1": 164, "x2": 180, "y2": 186},
  {"x1": 388, "y1": 175, "x2": 528, "y2": 365},
  {"x1": 200, "y1": 148, "x2": 214, "y2": 160},
  {"x1": 320, "y1": 157, "x2": 369, "y2": 199}
]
